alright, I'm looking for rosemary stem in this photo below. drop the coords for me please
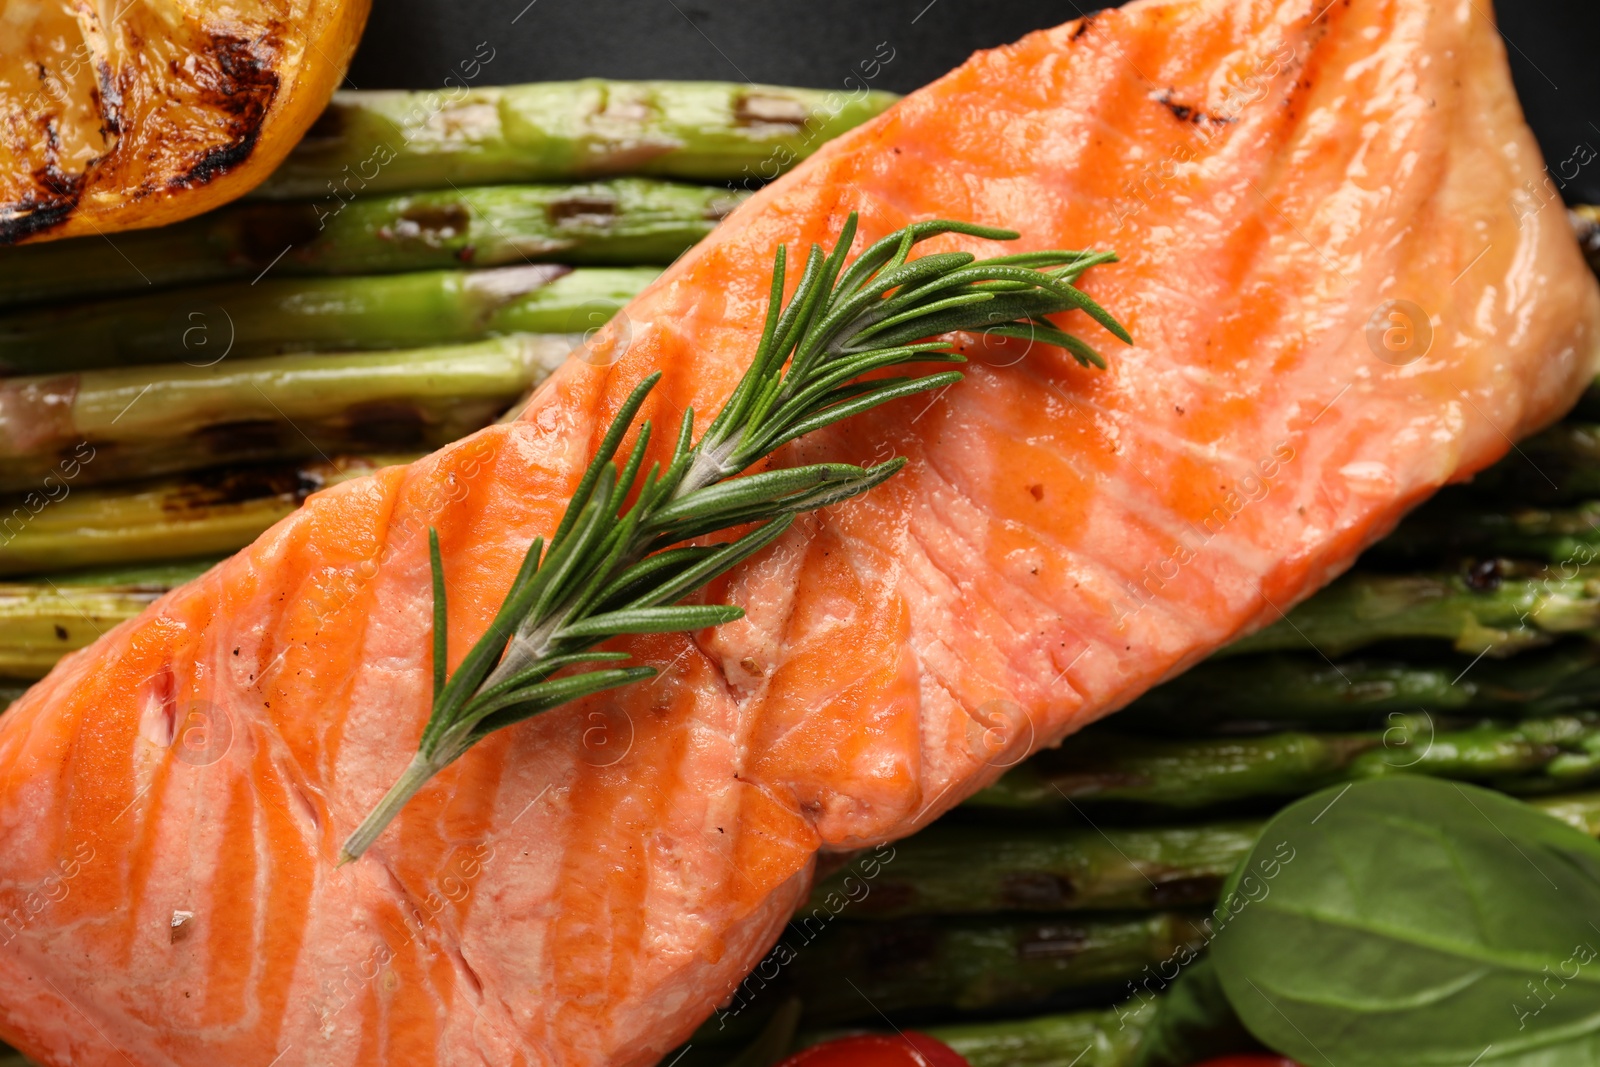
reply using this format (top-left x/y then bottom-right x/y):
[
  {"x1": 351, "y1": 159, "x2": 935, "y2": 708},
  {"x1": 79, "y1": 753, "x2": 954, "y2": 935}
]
[
  {"x1": 485, "y1": 619, "x2": 561, "y2": 693},
  {"x1": 336, "y1": 214, "x2": 1126, "y2": 864},
  {"x1": 680, "y1": 438, "x2": 741, "y2": 498},
  {"x1": 338, "y1": 753, "x2": 445, "y2": 865}
]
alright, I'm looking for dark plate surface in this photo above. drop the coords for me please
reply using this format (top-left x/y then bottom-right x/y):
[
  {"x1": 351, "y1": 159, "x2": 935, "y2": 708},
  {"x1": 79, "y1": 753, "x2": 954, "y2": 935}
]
[{"x1": 349, "y1": 0, "x2": 1600, "y2": 203}]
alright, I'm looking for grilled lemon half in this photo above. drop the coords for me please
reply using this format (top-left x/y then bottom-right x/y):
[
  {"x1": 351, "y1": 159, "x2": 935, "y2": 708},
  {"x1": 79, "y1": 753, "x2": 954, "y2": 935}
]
[{"x1": 0, "y1": 0, "x2": 370, "y2": 244}]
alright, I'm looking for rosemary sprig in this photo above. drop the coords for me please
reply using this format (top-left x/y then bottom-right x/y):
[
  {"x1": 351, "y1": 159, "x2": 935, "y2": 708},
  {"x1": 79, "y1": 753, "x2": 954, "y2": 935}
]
[{"x1": 339, "y1": 214, "x2": 1128, "y2": 862}]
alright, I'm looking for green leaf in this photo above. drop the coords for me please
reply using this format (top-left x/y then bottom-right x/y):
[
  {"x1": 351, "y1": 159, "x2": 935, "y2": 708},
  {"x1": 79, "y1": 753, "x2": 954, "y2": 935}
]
[
  {"x1": 472, "y1": 649, "x2": 633, "y2": 706},
  {"x1": 758, "y1": 342, "x2": 960, "y2": 440},
  {"x1": 469, "y1": 665, "x2": 657, "y2": 734},
  {"x1": 981, "y1": 322, "x2": 1108, "y2": 369},
  {"x1": 428, "y1": 528, "x2": 448, "y2": 703},
  {"x1": 710, "y1": 245, "x2": 790, "y2": 438},
  {"x1": 770, "y1": 373, "x2": 963, "y2": 448},
  {"x1": 833, "y1": 218, "x2": 1019, "y2": 297},
  {"x1": 647, "y1": 463, "x2": 880, "y2": 528},
  {"x1": 626, "y1": 517, "x2": 794, "y2": 610},
  {"x1": 654, "y1": 461, "x2": 904, "y2": 546},
  {"x1": 1211, "y1": 777, "x2": 1600, "y2": 1067},
  {"x1": 1131, "y1": 957, "x2": 1262, "y2": 1067},
  {"x1": 548, "y1": 374, "x2": 660, "y2": 548},
  {"x1": 558, "y1": 603, "x2": 745, "y2": 640},
  {"x1": 589, "y1": 545, "x2": 714, "y2": 609}
]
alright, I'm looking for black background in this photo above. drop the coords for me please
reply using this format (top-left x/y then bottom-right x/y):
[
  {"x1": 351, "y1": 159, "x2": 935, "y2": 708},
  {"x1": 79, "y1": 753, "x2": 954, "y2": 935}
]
[{"x1": 347, "y1": 0, "x2": 1600, "y2": 205}]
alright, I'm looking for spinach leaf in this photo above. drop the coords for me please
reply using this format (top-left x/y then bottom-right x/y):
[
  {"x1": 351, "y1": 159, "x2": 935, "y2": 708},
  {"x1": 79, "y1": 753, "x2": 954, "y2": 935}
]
[
  {"x1": 1210, "y1": 777, "x2": 1600, "y2": 1067},
  {"x1": 1132, "y1": 956, "x2": 1262, "y2": 1067}
]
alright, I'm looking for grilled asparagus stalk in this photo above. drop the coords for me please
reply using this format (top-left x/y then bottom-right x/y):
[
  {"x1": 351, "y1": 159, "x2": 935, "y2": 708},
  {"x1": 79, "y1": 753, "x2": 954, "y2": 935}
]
[
  {"x1": 0, "y1": 180, "x2": 741, "y2": 309},
  {"x1": 0, "y1": 560, "x2": 216, "y2": 679},
  {"x1": 1465, "y1": 421, "x2": 1600, "y2": 503},
  {"x1": 1532, "y1": 788, "x2": 1600, "y2": 835},
  {"x1": 968, "y1": 714, "x2": 1600, "y2": 812},
  {"x1": 255, "y1": 80, "x2": 898, "y2": 199},
  {"x1": 1121, "y1": 642, "x2": 1600, "y2": 731},
  {"x1": 0, "y1": 455, "x2": 415, "y2": 577},
  {"x1": 0, "y1": 266, "x2": 647, "y2": 373},
  {"x1": 1223, "y1": 563, "x2": 1600, "y2": 659},
  {"x1": 807, "y1": 821, "x2": 1263, "y2": 917},
  {"x1": 808, "y1": 790, "x2": 1600, "y2": 919},
  {"x1": 733, "y1": 913, "x2": 1208, "y2": 1028},
  {"x1": 0, "y1": 335, "x2": 572, "y2": 492},
  {"x1": 925, "y1": 1003, "x2": 1153, "y2": 1067},
  {"x1": 1374, "y1": 492, "x2": 1600, "y2": 565}
]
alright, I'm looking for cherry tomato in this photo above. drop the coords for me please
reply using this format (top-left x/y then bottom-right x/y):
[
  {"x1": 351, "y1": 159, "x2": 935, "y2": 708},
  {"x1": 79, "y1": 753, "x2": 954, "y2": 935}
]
[
  {"x1": 1187, "y1": 1057, "x2": 1302, "y2": 1067},
  {"x1": 776, "y1": 1032, "x2": 971, "y2": 1067}
]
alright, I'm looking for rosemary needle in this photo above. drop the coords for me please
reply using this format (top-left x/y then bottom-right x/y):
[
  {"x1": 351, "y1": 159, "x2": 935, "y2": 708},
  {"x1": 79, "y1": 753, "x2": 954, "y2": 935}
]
[{"x1": 340, "y1": 214, "x2": 1128, "y2": 862}]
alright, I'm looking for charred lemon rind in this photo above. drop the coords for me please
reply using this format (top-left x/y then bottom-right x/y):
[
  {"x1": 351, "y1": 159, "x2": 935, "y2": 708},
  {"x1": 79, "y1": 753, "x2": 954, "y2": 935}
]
[{"x1": 0, "y1": 1, "x2": 370, "y2": 244}]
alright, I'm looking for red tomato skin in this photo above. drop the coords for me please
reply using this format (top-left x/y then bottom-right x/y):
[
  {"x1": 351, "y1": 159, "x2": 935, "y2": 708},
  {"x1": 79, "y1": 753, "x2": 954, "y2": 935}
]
[
  {"x1": 776, "y1": 1032, "x2": 971, "y2": 1067},
  {"x1": 1188, "y1": 1057, "x2": 1302, "y2": 1067},
  {"x1": 899, "y1": 1033, "x2": 970, "y2": 1067}
]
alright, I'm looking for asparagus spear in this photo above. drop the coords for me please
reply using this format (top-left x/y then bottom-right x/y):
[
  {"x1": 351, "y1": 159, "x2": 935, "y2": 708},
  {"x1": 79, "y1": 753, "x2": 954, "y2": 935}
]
[
  {"x1": 1121, "y1": 642, "x2": 1600, "y2": 731},
  {"x1": 808, "y1": 821, "x2": 1262, "y2": 917},
  {"x1": 0, "y1": 267, "x2": 648, "y2": 373},
  {"x1": 926, "y1": 1003, "x2": 1153, "y2": 1067},
  {"x1": 0, "y1": 559, "x2": 216, "y2": 680},
  {"x1": 968, "y1": 714, "x2": 1600, "y2": 812},
  {"x1": 1222, "y1": 563, "x2": 1600, "y2": 659},
  {"x1": 1464, "y1": 421, "x2": 1600, "y2": 504},
  {"x1": 1372, "y1": 491, "x2": 1600, "y2": 565},
  {"x1": 809, "y1": 790, "x2": 1600, "y2": 920},
  {"x1": 255, "y1": 81, "x2": 898, "y2": 199},
  {"x1": 0, "y1": 335, "x2": 572, "y2": 492},
  {"x1": 0, "y1": 180, "x2": 742, "y2": 309},
  {"x1": 0, "y1": 454, "x2": 416, "y2": 578},
  {"x1": 738, "y1": 912, "x2": 1207, "y2": 1027},
  {"x1": 1530, "y1": 789, "x2": 1600, "y2": 836}
]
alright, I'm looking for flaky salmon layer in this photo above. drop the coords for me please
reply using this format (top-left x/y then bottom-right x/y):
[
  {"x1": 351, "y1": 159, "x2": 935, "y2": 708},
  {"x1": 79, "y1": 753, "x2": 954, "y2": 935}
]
[{"x1": 1, "y1": 0, "x2": 1596, "y2": 1064}]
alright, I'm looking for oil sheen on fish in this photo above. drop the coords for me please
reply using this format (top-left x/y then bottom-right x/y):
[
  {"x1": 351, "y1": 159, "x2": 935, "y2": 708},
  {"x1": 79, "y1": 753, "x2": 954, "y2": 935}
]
[{"x1": 0, "y1": 0, "x2": 1595, "y2": 1064}]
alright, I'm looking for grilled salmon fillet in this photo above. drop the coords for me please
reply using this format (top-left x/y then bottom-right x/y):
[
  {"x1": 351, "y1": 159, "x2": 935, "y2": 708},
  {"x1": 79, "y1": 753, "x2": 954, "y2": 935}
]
[{"x1": 1, "y1": 0, "x2": 1596, "y2": 1064}]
